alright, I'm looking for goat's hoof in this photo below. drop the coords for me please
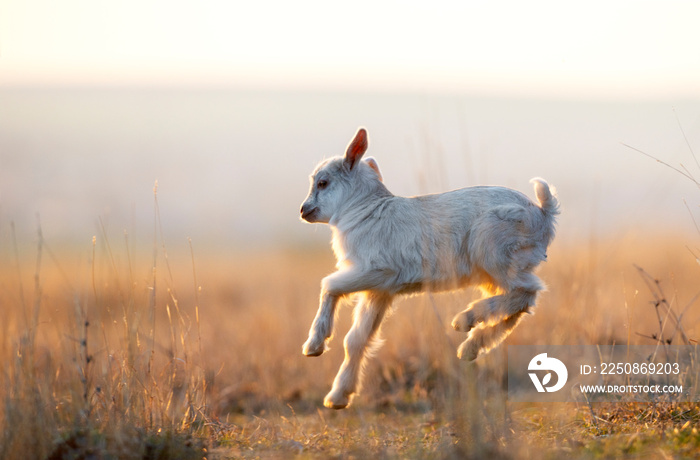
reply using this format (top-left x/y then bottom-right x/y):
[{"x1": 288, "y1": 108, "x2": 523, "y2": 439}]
[
  {"x1": 451, "y1": 311, "x2": 475, "y2": 332},
  {"x1": 324, "y1": 390, "x2": 351, "y2": 410},
  {"x1": 302, "y1": 338, "x2": 327, "y2": 357},
  {"x1": 457, "y1": 340, "x2": 480, "y2": 361}
]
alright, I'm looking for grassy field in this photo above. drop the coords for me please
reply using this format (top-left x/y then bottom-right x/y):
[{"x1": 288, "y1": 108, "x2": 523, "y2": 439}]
[{"x1": 1, "y1": 211, "x2": 699, "y2": 458}]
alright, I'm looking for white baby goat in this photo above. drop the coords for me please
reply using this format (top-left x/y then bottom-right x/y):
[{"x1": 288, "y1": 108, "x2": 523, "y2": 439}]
[{"x1": 300, "y1": 128, "x2": 559, "y2": 409}]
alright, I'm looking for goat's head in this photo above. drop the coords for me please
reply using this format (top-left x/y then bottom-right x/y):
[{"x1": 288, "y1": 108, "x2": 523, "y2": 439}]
[{"x1": 300, "y1": 128, "x2": 384, "y2": 224}]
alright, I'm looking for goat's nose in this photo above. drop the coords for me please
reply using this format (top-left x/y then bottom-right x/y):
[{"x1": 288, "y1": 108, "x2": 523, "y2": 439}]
[{"x1": 300, "y1": 203, "x2": 317, "y2": 221}]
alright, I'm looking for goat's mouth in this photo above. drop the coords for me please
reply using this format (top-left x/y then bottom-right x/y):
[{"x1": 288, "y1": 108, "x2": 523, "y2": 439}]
[{"x1": 301, "y1": 207, "x2": 319, "y2": 222}]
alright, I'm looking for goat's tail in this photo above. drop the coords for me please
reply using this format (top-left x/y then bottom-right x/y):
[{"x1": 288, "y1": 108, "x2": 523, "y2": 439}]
[{"x1": 530, "y1": 178, "x2": 560, "y2": 216}]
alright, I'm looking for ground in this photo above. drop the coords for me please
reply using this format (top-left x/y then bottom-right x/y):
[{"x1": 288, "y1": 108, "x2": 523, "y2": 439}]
[{"x1": 1, "y1": 229, "x2": 698, "y2": 459}]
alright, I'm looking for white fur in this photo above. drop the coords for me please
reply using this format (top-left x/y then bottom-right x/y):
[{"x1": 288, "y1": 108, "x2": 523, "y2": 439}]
[{"x1": 300, "y1": 128, "x2": 559, "y2": 409}]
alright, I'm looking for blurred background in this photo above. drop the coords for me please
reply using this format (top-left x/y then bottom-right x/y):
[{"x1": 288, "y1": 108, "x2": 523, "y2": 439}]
[
  {"x1": 1, "y1": 0, "x2": 699, "y2": 252},
  {"x1": 2, "y1": 3, "x2": 700, "y2": 457}
]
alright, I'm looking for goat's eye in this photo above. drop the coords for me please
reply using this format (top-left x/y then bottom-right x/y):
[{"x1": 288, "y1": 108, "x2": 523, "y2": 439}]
[{"x1": 317, "y1": 179, "x2": 328, "y2": 190}]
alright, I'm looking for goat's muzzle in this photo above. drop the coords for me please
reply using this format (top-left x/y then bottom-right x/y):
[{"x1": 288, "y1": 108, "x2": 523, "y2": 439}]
[{"x1": 300, "y1": 203, "x2": 319, "y2": 222}]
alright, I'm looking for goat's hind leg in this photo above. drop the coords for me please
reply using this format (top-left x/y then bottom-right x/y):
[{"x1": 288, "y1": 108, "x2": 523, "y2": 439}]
[
  {"x1": 452, "y1": 265, "x2": 543, "y2": 331},
  {"x1": 451, "y1": 286, "x2": 537, "y2": 332},
  {"x1": 457, "y1": 309, "x2": 529, "y2": 361},
  {"x1": 324, "y1": 292, "x2": 390, "y2": 409},
  {"x1": 452, "y1": 269, "x2": 540, "y2": 360}
]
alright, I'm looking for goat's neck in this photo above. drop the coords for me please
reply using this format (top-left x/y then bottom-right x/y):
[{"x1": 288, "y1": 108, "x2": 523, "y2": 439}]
[{"x1": 329, "y1": 188, "x2": 393, "y2": 231}]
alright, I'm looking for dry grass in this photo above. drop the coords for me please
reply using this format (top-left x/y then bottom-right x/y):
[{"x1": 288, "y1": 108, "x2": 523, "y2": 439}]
[{"x1": 1, "y1": 212, "x2": 699, "y2": 458}]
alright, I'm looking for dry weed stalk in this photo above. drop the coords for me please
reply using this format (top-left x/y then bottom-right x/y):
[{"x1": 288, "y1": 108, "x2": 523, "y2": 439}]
[
  {"x1": 0, "y1": 185, "x2": 209, "y2": 459},
  {"x1": 633, "y1": 265, "x2": 695, "y2": 347}
]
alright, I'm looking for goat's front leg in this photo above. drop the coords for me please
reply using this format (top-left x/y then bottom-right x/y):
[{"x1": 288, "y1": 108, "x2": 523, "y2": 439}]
[
  {"x1": 302, "y1": 290, "x2": 340, "y2": 357},
  {"x1": 302, "y1": 267, "x2": 381, "y2": 357},
  {"x1": 324, "y1": 292, "x2": 390, "y2": 409}
]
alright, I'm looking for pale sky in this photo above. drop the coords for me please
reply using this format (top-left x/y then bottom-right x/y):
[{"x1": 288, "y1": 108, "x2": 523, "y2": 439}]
[{"x1": 2, "y1": 0, "x2": 700, "y2": 96}]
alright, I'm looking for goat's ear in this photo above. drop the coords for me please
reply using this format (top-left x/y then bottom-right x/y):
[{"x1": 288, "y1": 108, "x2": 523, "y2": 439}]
[
  {"x1": 364, "y1": 157, "x2": 383, "y2": 181},
  {"x1": 344, "y1": 128, "x2": 368, "y2": 170}
]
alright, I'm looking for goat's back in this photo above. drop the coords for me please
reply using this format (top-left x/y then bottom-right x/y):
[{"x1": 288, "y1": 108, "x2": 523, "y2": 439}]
[{"x1": 334, "y1": 183, "x2": 557, "y2": 294}]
